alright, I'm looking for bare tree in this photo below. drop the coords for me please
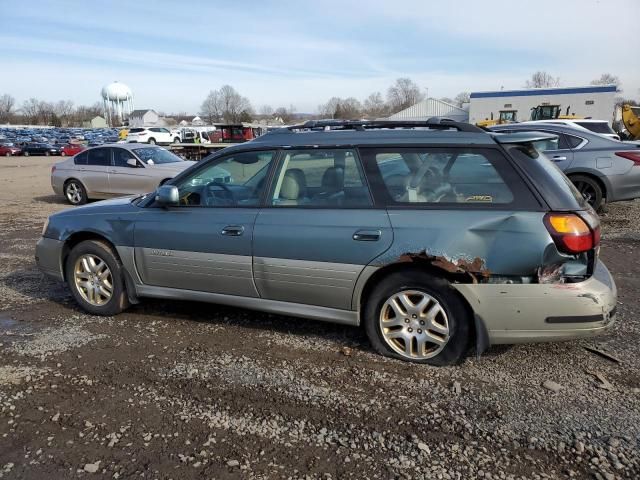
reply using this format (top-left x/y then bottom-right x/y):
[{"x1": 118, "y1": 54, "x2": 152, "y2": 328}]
[
  {"x1": 591, "y1": 73, "x2": 621, "y2": 92},
  {"x1": 218, "y1": 85, "x2": 253, "y2": 123},
  {"x1": 387, "y1": 78, "x2": 424, "y2": 112},
  {"x1": 525, "y1": 71, "x2": 560, "y2": 88},
  {"x1": 363, "y1": 92, "x2": 388, "y2": 118},
  {"x1": 200, "y1": 90, "x2": 223, "y2": 124},
  {"x1": 318, "y1": 97, "x2": 342, "y2": 118},
  {"x1": 453, "y1": 91, "x2": 470, "y2": 107},
  {"x1": 21, "y1": 98, "x2": 41, "y2": 124},
  {"x1": 0, "y1": 94, "x2": 16, "y2": 123},
  {"x1": 259, "y1": 105, "x2": 274, "y2": 117},
  {"x1": 274, "y1": 106, "x2": 294, "y2": 123},
  {"x1": 54, "y1": 100, "x2": 74, "y2": 126}
]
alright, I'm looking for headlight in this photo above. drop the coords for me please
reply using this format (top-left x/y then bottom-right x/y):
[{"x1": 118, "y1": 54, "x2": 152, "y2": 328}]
[{"x1": 41, "y1": 218, "x2": 49, "y2": 236}]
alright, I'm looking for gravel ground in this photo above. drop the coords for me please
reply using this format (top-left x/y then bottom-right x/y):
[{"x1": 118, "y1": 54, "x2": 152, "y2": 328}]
[{"x1": 0, "y1": 156, "x2": 638, "y2": 479}]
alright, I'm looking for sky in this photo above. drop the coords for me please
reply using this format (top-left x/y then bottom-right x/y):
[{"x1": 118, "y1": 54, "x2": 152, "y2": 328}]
[{"x1": 1, "y1": 0, "x2": 638, "y2": 114}]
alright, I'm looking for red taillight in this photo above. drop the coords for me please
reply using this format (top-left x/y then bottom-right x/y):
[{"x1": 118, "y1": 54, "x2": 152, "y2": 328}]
[
  {"x1": 615, "y1": 151, "x2": 640, "y2": 166},
  {"x1": 544, "y1": 213, "x2": 599, "y2": 254}
]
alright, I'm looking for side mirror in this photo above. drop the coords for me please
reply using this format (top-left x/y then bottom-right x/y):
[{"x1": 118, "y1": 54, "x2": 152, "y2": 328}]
[
  {"x1": 126, "y1": 158, "x2": 138, "y2": 168},
  {"x1": 155, "y1": 185, "x2": 179, "y2": 206}
]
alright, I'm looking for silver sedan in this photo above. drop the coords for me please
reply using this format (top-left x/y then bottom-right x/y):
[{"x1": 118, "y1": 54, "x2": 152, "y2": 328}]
[{"x1": 51, "y1": 144, "x2": 196, "y2": 205}]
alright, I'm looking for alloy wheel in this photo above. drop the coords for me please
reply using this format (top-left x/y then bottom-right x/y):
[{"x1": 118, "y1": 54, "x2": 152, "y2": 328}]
[
  {"x1": 66, "y1": 183, "x2": 82, "y2": 204},
  {"x1": 73, "y1": 254, "x2": 113, "y2": 306},
  {"x1": 574, "y1": 180, "x2": 596, "y2": 206},
  {"x1": 379, "y1": 290, "x2": 450, "y2": 359}
]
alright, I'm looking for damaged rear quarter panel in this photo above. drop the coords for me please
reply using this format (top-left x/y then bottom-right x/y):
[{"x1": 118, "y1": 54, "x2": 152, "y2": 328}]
[{"x1": 374, "y1": 209, "x2": 564, "y2": 277}]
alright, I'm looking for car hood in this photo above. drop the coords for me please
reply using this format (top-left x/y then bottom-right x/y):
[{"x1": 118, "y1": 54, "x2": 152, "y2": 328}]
[
  {"x1": 147, "y1": 160, "x2": 196, "y2": 172},
  {"x1": 53, "y1": 196, "x2": 139, "y2": 219}
]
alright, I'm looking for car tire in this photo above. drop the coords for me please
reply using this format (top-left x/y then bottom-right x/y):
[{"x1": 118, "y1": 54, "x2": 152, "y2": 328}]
[
  {"x1": 148, "y1": 138, "x2": 156, "y2": 145},
  {"x1": 24, "y1": 151, "x2": 29, "y2": 157},
  {"x1": 173, "y1": 137, "x2": 180, "y2": 144},
  {"x1": 363, "y1": 270, "x2": 471, "y2": 366},
  {"x1": 45, "y1": 151, "x2": 50, "y2": 157},
  {"x1": 64, "y1": 179, "x2": 88, "y2": 205},
  {"x1": 61, "y1": 151, "x2": 66, "y2": 156},
  {"x1": 570, "y1": 174, "x2": 603, "y2": 211},
  {"x1": 65, "y1": 240, "x2": 130, "y2": 316}
]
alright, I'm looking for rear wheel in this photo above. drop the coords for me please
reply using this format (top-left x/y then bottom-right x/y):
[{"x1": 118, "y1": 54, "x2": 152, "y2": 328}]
[
  {"x1": 64, "y1": 179, "x2": 88, "y2": 205},
  {"x1": 570, "y1": 174, "x2": 603, "y2": 211},
  {"x1": 364, "y1": 270, "x2": 471, "y2": 365},
  {"x1": 66, "y1": 240, "x2": 130, "y2": 316},
  {"x1": 24, "y1": 151, "x2": 29, "y2": 157},
  {"x1": 148, "y1": 138, "x2": 156, "y2": 145}
]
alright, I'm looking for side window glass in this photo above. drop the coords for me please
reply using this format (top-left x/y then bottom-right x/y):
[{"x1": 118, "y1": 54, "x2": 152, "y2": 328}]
[
  {"x1": 174, "y1": 151, "x2": 275, "y2": 207},
  {"x1": 364, "y1": 148, "x2": 519, "y2": 205},
  {"x1": 74, "y1": 151, "x2": 88, "y2": 165},
  {"x1": 531, "y1": 136, "x2": 560, "y2": 151},
  {"x1": 113, "y1": 148, "x2": 137, "y2": 167},
  {"x1": 271, "y1": 149, "x2": 371, "y2": 207},
  {"x1": 87, "y1": 148, "x2": 110, "y2": 166},
  {"x1": 564, "y1": 134, "x2": 584, "y2": 149}
]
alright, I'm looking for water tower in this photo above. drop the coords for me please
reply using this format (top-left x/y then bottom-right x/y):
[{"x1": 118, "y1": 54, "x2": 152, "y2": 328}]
[{"x1": 101, "y1": 81, "x2": 134, "y2": 126}]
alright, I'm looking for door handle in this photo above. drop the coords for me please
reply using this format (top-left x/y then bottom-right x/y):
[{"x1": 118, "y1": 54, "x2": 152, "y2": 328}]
[
  {"x1": 221, "y1": 225, "x2": 244, "y2": 236},
  {"x1": 353, "y1": 229, "x2": 381, "y2": 241},
  {"x1": 552, "y1": 156, "x2": 567, "y2": 161}
]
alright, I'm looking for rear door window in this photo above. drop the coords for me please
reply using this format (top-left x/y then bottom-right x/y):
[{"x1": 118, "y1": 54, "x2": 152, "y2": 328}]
[
  {"x1": 87, "y1": 148, "x2": 111, "y2": 166},
  {"x1": 360, "y1": 147, "x2": 538, "y2": 209}
]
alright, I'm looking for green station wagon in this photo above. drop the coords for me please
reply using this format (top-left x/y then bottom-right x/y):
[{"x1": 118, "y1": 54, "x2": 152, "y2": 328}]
[{"x1": 36, "y1": 119, "x2": 616, "y2": 365}]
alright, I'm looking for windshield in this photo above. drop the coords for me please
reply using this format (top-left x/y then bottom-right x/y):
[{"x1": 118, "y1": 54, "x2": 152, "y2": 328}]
[
  {"x1": 575, "y1": 122, "x2": 615, "y2": 135},
  {"x1": 133, "y1": 147, "x2": 182, "y2": 165}
]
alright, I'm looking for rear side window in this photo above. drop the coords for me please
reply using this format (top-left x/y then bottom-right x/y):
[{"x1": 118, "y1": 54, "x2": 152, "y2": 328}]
[
  {"x1": 129, "y1": 128, "x2": 145, "y2": 133},
  {"x1": 87, "y1": 148, "x2": 111, "y2": 166},
  {"x1": 361, "y1": 147, "x2": 537, "y2": 208},
  {"x1": 564, "y1": 134, "x2": 585, "y2": 149},
  {"x1": 505, "y1": 144, "x2": 587, "y2": 210},
  {"x1": 74, "y1": 151, "x2": 88, "y2": 165}
]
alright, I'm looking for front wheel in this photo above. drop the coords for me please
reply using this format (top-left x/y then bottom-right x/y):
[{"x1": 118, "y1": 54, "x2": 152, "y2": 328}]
[
  {"x1": 61, "y1": 151, "x2": 67, "y2": 156},
  {"x1": 364, "y1": 270, "x2": 471, "y2": 365},
  {"x1": 66, "y1": 240, "x2": 130, "y2": 316}
]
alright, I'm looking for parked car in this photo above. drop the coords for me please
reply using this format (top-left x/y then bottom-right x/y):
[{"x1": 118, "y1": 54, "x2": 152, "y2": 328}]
[
  {"x1": 50, "y1": 144, "x2": 195, "y2": 205},
  {"x1": 22, "y1": 143, "x2": 62, "y2": 156},
  {"x1": 61, "y1": 144, "x2": 85, "y2": 157},
  {"x1": 36, "y1": 119, "x2": 616, "y2": 365},
  {"x1": 0, "y1": 143, "x2": 22, "y2": 157},
  {"x1": 521, "y1": 119, "x2": 620, "y2": 140},
  {"x1": 490, "y1": 123, "x2": 640, "y2": 210},
  {"x1": 127, "y1": 127, "x2": 173, "y2": 145}
]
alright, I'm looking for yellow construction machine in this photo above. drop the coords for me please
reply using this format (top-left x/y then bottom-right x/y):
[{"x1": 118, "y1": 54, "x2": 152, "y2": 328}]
[
  {"x1": 476, "y1": 109, "x2": 518, "y2": 127},
  {"x1": 530, "y1": 104, "x2": 584, "y2": 121},
  {"x1": 618, "y1": 104, "x2": 640, "y2": 140}
]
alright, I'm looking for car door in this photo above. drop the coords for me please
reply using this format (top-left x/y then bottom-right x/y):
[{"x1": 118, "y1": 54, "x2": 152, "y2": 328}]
[
  {"x1": 252, "y1": 148, "x2": 393, "y2": 311},
  {"x1": 526, "y1": 129, "x2": 575, "y2": 171},
  {"x1": 80, "y1": 147, "x2": 111, "y2": 195},
  {"x1": 108, "y1": 147, "x2": 156, "y2": 196},
  {"x1": 133, "y1": 149, "x2": 277, "y2": 296}
]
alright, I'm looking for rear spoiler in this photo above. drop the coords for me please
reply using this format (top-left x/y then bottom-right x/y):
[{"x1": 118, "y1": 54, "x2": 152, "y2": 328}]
[{"x1": 491, "y1": 131, "x2": 558, "y2": 144}]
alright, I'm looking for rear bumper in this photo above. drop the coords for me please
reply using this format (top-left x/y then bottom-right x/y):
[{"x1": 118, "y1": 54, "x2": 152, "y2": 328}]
[
  {"x1": 454, "y1": 260, "x2": 617, "y2": 344},
  {"x1": 35, "y1": 237, "x2": 65, "y2": 282},
  {"x1": 607, "y1": 166, "x2": 640, "y2": 202}
]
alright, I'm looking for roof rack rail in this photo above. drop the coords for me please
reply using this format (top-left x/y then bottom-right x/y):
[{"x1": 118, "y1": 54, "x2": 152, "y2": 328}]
[{"x1": 284, "y1": 117, "x2": 485, "y2": 134}]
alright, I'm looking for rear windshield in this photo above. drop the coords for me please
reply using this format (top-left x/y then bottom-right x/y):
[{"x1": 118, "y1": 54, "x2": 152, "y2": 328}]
[
  {"x1": 505, "y1": 144, "x2": 588, "y2": 211},
  {"x1": 575, "y1": 122, "x2": 615, "y2": 134}
]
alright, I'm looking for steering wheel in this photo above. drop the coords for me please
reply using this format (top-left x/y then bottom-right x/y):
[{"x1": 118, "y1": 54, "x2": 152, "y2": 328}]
[{"x1": 203, "y1": 181, "x2": 235, "y2": 206}]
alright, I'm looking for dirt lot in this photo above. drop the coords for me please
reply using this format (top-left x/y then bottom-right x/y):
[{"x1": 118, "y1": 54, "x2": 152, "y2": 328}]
[{"x1": 1, "y1": 156, "x2": 639, "y2": 479}]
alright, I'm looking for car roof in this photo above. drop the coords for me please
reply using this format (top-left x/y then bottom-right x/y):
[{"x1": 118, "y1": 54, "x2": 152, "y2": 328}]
[{"x1": 80, "y1": 143, "x2": 164, "y2": 152}]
